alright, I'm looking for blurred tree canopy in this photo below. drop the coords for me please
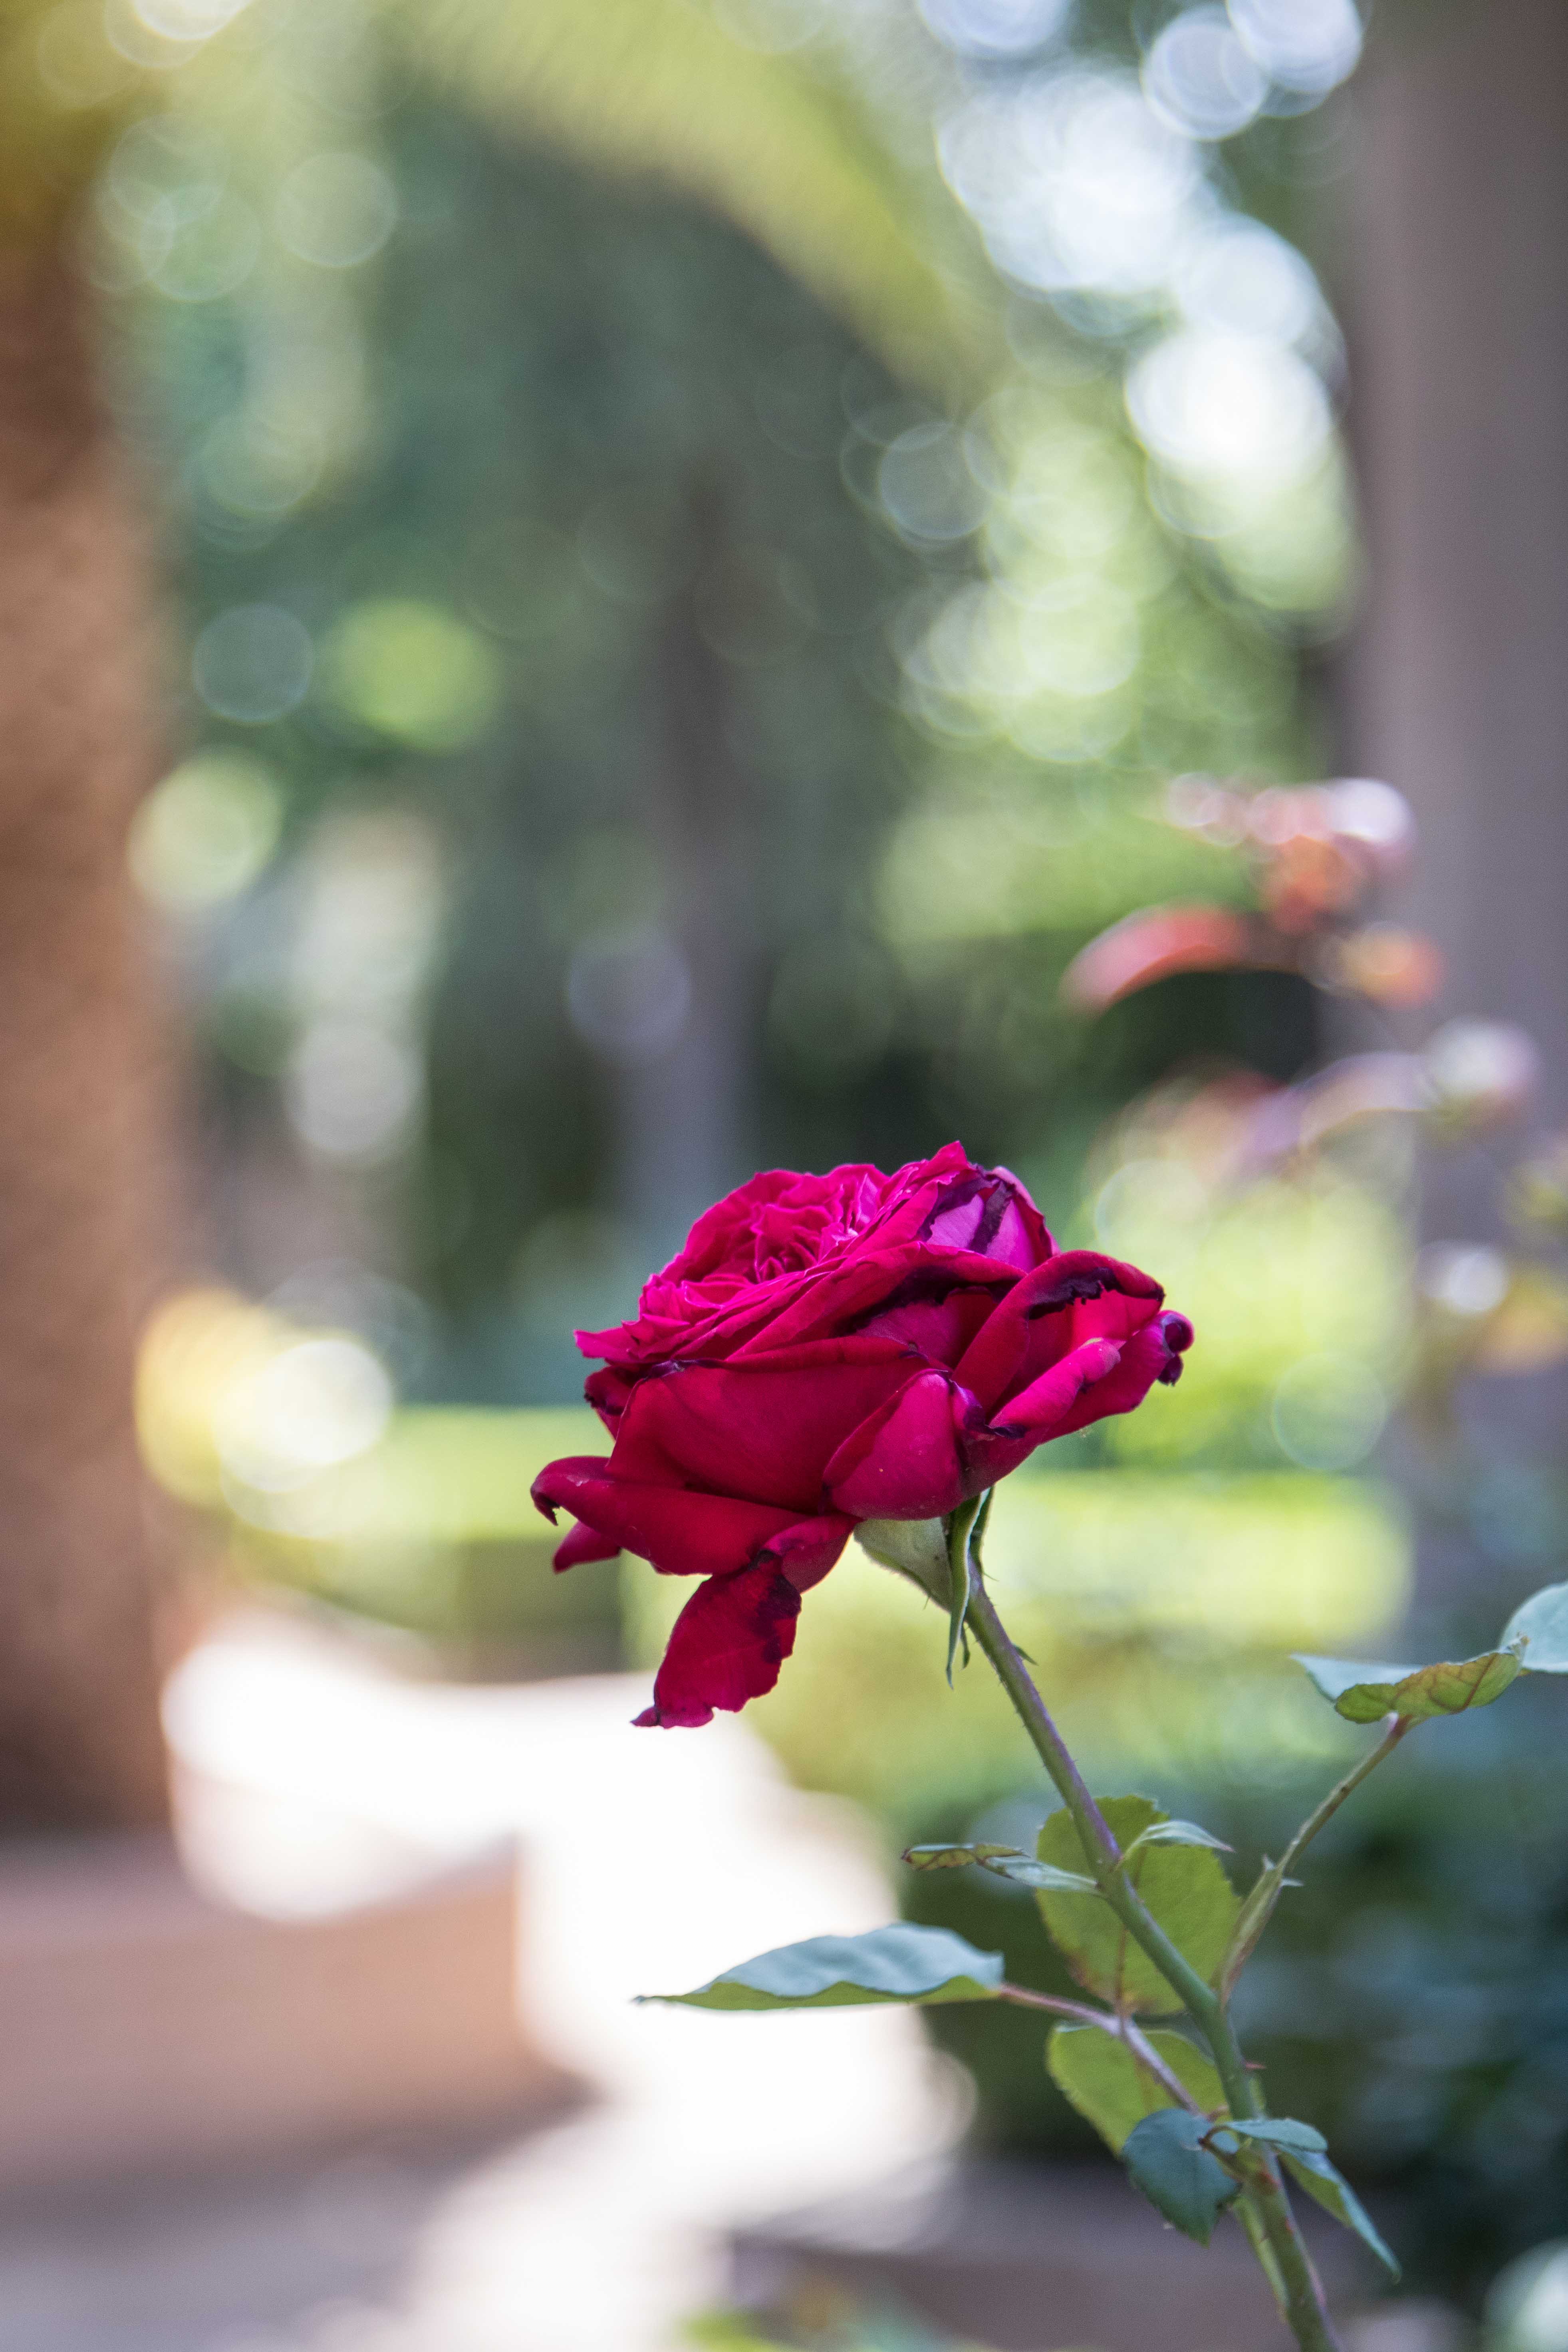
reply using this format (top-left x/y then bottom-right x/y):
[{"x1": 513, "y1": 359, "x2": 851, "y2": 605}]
[{"x1": 93, "y1": 0, "x2": 1362, "y2": 1413}]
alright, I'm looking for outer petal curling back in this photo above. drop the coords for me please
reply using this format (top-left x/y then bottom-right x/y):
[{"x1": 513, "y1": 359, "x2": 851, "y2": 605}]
[
  {"x1": 635, "y1": 1563, "x2": 803, "y2": 1728},
  {"x1": 954, "y1": 1249, "x2": 1163, "y2": 1410},
  {"x1": 532, "y1": 1458, "x2": 814, "y2": 1581},
  {"x1": 551, "y1": 1519, "x2": 621, "y2": 1572}
]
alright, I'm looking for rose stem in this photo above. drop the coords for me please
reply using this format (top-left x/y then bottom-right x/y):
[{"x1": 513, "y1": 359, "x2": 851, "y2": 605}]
[
  {"x1": 1220, "y1": 1712, "x2": 1414, "y2": 2004},
  {"x1": 956, "y1": 1520, "x2": 1343, "y2": 2352},
  {"x1": 997, "y1": 1984, "x2": 1209, "y2": 2113}
]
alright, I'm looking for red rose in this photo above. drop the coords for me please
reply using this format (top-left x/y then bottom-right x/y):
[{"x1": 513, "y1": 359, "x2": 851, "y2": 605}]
[{"x1": 532, "y1": 1141, "x2": 1191, "y2": 1729}]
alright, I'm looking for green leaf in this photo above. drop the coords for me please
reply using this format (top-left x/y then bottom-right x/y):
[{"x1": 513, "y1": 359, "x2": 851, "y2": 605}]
[
  {"x1": 1293, "y1": 1649, "x2": 1523, "y2": 1723},
  {"x1": 1501, "y1": 1580, "x2": 1568, "y2": 1671},
  {"x1": 1123, "y1": 2110, "x2": 1242, "y2": 2246},
  {"x1": 1048, "y1": 2025, "x2": 1226, "y2": 2156},
  {"x1": 854, "y1": 1517, "x2": 950, "y2": 1605},
  {"x1": 1124, "y1": 1820, "x2": 1233, "y2": 1857},
  {"x1": 638, "y1": 1922, "x2": 1004, "y2": 2011},
  {"x1": 1036, "y1": 1797, "x2": 1241, "y2": 2015},
  {"x1": 1282, "y1": 2150, "x2": 1401, "y2": 2279},
  {"x1": 904, "y1": 1843, "x2": 1098, "y2": 1894},
  {"x1": 1224, "y1": 2118, "x2": 1328, "y2": 2156}
]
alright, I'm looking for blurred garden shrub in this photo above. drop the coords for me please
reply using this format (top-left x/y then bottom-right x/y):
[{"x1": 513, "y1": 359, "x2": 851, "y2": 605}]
[{"x1": 139, "y1": 1288, "x2": 611, "y2": 1671}]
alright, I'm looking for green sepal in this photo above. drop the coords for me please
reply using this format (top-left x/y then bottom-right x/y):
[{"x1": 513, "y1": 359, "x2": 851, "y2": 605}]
[
  {"x1": 853, "y1": 1516, "x2": 949, "y2": 1604},
  {"x1": 904, "y1": 1842, "x2": 1098, "y2": 1894},
  {"x1": 1293, "y1": 1648, "x2": 1523, "y2": 1723},
  {"x1": 1036, "y1": 1796, "x2": 1241, "y2": 2015},
  {"x1": 1282, "y1": 2149, "x2": 1401, "y2": 2279},
  {"x1": 1048, "y1": 2023, "x2": 1226, "y2": 2156},
  {"x1": 945, "y1": 1498, "x2": 980, "y2": 1684},
  {"x1": 1501, "y1": 1580, "x2": 1568, "y2": 1671},
  {"x1": 638, "y1": 1921, "x2": 1004, "y2": 2011},
  {"x1": 1123, "y1": 2109, "x2": 1242, "y2": 2245}
]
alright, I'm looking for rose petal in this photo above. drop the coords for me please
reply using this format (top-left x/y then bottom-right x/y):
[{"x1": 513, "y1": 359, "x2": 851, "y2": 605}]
[
  {"x1": 584, "y1": 1365, "x2": 635, "y2": 1431},
  {"x1": 731, "y1": 1245, "x2": 1004, "y2": 1360},
  {"x1": 1048, "y1": 1313, "x2": 1191, "y2": 1436},
  {"x1": 921, "y1": 1167, "x2": 1050, "y2": 1266},
  {"x1": 844, "y1": 1270, "x2": 1013, "y2": 1368},
  {"x1": 994, "y1": 1336, "x2": 1123, "y2": 1434},
  {"x1": 533, "y1": 1457, "x2": 814, "y2": 1580},
  {"x1": 824, "y1": 1369, "x2": 972, "y2": 1520},
  {"x1": 610, "y1": 1348, "x2": 919, "y2": 1514},
  {"x1": 582, "y1": 1145, "x2": 1053, "y2": 1373},
  {"x1": 551, "y1": 1519, "x2": 622, "y2": 1572},
  {"x1": 954, "y1": 1250, "x2": 1165, "y2": 1411},
  {"x1": 635, "y1": 1562, "x2": 804, "y2": 1728}
]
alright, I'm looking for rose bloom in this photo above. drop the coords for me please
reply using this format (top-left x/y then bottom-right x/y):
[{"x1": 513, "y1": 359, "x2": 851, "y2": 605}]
[{"x1": 533, "y1": 1143, "x2": 1191, "y2": 1729}]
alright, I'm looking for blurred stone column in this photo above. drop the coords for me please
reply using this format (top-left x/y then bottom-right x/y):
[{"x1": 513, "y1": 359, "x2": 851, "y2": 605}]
[
  {"x1": 1345, "y1": 0, "x2": 1568, "y2": 1564},
  {"x1": 1347, "y1": 0, "x2": 1568, "y2": 1221},
  {"x1": 0, "y1": 246, "x2": 173, "y2": 1828}
]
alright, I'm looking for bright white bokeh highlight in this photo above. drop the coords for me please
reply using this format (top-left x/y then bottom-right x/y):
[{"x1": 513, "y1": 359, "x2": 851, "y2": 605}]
[
  {"x1": 1144, "y1": 7, "x2": 1268, "y2": 142},
  {"x1": 1229, "y1": 0, "x2": 1362, "y2": 96},
  {"x1": 917, "y1": 0, "x2": 1071, "y2": 61},
  {"x1": 940, "y1": 69, "x2": 1203, "y2": 302},
  {"x1": 1127, "y1": 327, "x2": 1333, "y2": 487}
]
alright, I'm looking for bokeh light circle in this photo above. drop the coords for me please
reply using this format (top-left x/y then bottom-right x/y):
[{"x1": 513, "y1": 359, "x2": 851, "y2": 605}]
[
  {"x1": 1270, "y1": 1352, "x2": 1387, "y2": 1472},
  {"x1": 275, "y1": 152, "x2": 397, "y2": 269},
  {"x1": 193, "y1": 605, "x2": 314, "y2": 724},
  {"x1": 1143, "y1": 7, "x2": 1268, "y2": 142}
]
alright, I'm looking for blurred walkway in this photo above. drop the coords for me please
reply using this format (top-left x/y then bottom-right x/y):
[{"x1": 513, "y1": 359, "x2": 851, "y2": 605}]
[{"x1": 0, "y1": 1615, "x2": 960, "y2": 2352}]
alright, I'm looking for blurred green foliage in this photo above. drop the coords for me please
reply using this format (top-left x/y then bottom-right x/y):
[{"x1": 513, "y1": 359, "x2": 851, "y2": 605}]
[
  {"x1": 95, "y1": 0, "x2": 1360, "y2": 1390},
  {"x1": 686, "y1": 2295, "x2": 1005, "y2": 2352}
]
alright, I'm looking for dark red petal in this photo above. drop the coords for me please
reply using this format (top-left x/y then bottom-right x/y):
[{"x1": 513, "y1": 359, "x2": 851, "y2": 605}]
[
  {"x1": 954, "y1": 1250, "x2": 1165, "y2": 1410},
  {"x1": 634, "y1": 1562, "x2": 805, "y2": 1728},
  {"x1": 993, "y1": 1336, "x2": 1123, "y2": 1434},
  {"x1": 552, "y1": 1519, "x2": 621, "y2": 1572},
  {"x1": 919, "y1": 1166, "x2": 1049, "y2": 1267},
  {"x1": 1049, "y1": 1318, "x2": 1187, "y2": 1437},
  {"x1": 584, "y1": 1365, "x2": 635, "y2": 1431},
  {"x1": 769, "y1": 1511, "x2": 853, "y2": 1592},
  {"x1": 1157, "y1": 1311, "x2": 1195, "y2": 1379},
  {"x1": 844, "y1": 1271, "x2": 1013, "y2": 1368},
  {"x1": 955, "y1": 1341, "x2": 1119, "y2": 1491},
  {"x1": 609, "y1": 1349, "x2": 918, "y2": 1514},
  {"x1": 824, "y1": 1369, "x2": 971, "y2": 1520},
  {"x1": 532, "y1": 1456, "x2": 809, "y2": 1580}
]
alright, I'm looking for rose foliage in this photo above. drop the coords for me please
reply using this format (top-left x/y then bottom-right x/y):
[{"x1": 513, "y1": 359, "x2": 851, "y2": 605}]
[{"x1": 532, "y1": 1142, "x2": 1191, "y2": 1727}]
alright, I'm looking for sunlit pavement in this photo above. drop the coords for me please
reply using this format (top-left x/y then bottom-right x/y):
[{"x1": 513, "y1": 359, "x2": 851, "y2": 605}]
[{"x1": 0, "y1": 1613, "x2": 961, "y2": 2352}]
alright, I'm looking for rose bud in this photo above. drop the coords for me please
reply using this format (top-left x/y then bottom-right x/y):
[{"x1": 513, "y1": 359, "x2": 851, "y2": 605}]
[{"x1": 532, "y1": 1145, "x2": 1191, "y2": 1729}]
